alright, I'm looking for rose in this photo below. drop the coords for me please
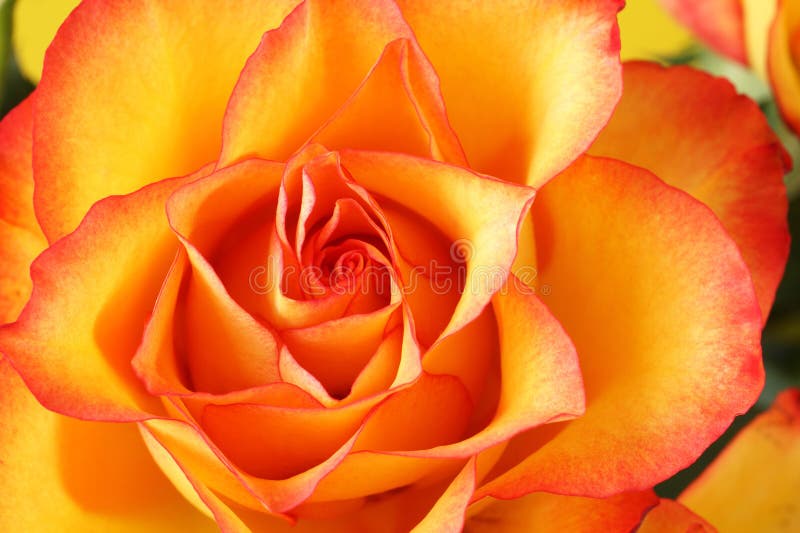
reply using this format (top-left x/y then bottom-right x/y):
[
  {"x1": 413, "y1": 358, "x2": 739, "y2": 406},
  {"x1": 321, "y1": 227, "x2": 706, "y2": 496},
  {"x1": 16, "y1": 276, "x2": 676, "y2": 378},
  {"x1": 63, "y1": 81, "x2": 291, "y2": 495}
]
[
  {"x1": 658, "y1": 0, "x2": 800, "y2": 136},
  {"x1": 0, "y1": 1, "x2": 791, "y2": 531}
]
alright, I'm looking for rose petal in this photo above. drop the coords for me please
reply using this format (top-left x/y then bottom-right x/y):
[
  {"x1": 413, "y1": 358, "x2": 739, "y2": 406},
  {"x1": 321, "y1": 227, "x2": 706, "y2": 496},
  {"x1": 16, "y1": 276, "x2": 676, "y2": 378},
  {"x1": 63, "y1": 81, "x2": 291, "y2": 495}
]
[
  {"x1": 181, "y1": 242, "x2": 282, "y2": 394},
  {"x1": 0, "y1": 168, "x2": 209, "y2": 420},
  {"x1": 395, "y1": 0, "x2": 623, "y2": 186},
  {"x1": 281, "y1": 303, "x2": 401, "y2": 400},
  {"x1": 466, "y1": 491, "x2": 659, "y2": 532},
  {"x1": 591, "y1": 62, "x2": 790, "y2": 322},
  {"x1": 139, "y1": 426, "x2": 252, "y2": 532},
  {"x1": 678, "y1": 389, "x2": 800, "y2": 532},
  {"x1": 143, "y1": 414, "x2": 360, "y2": 513},
  {"x1": 201, "y1": 395, "x2": 382, "y2": 481},
  {"x1": 219, "y1": 0, "x2": 413, "y2": 166},
  {"x1": 660, "y1": 0, "x2": 747, "y2": 62},
  {"x1": 0, "y1": 97, "x2": 46, "y2": 324},
  {"x1": 353, "y1": 373, "x2": 474, "y2": 452},
  {"x1": 479, "y1": 156, "x2": 763, "y2": 499},
  {"x1": 309, "y1": 38, "x2": 466, "y2": 164},
  {"x1": 34, "y1": 0, "x2": 299, "y2": 240},
  {"x1": 0, "y1": 359, "x2": 215, "y2": 530},
  {"x1": 339, "y1": 151, "x2": 535, "y2": 343},
  {"x1": 377, "y1": 276, "x2": 585, "y2": 461}
]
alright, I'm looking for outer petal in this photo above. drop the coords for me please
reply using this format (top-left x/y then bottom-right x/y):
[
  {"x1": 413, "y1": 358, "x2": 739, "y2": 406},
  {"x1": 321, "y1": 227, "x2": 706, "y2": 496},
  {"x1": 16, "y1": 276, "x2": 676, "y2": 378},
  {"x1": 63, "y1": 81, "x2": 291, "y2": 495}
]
[
  {"x1": 0, "y1": 173, "x2": 201, "y2": 421},
  {"x1": 637, "y1": 499, "x2": 715, "y2": 533},
  {"x1": 480, "y1": 156, "x2": 763, "y2": 499},
  {"x1": 33, "y1": 0, "x2": 299, "y2": 240},
  {"x1": 591, "y1": 62, "x2": 790, "y2": 323},
  {"x1": 395, "y1": 0, "x2": 623, "y2": 187},
  {"x1": 465, "y1": 491, "x2": 659, "y2": 532},
  {"x1": 679, "y1": 389, "x2": 800, "y2": 532},
  {"x1": 659, "y1": 0, "x2": 747, "y2": 62},
  {"x1": 219, "y1": 0, "x2": 413, "y2": 166},
  {"x1": 769, "y1": 0, "x2": 800, "y2": 134},
  {"x1": 12, "y1": 0, "x2": 79, "y2": 82},
  {"x1": 0, "y1": 97, "x2": 46, "y2": 324},
  {"x1": 0, "y1": 359, "x2": 215, "y2": 531}
]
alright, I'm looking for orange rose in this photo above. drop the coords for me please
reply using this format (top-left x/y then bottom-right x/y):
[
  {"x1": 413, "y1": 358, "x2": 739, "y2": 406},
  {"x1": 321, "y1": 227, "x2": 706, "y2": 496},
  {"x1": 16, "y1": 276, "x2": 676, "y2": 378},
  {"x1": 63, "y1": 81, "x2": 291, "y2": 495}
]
[
  {"x1": 0, "y1": 0, "x2": 791, "y2": 531},
  {"x1": 659, "y1": 0, "x2": 800, "y2": 136}
]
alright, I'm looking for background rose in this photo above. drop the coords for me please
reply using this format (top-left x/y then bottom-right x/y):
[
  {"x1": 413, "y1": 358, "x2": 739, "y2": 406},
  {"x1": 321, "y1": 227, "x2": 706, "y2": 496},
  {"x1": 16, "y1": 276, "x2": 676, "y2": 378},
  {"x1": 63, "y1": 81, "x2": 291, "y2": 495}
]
[
  {"x1": 0, "y1": 0, "x2": 796, "y2": 531},
  {"x1": 657, "y1": 0, "x2": 800, "y2": 137}
]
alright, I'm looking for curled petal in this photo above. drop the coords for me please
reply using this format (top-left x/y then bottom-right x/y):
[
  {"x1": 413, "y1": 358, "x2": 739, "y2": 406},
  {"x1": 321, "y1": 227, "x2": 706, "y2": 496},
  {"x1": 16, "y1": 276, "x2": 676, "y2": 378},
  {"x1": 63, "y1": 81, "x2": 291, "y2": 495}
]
[
  {"x1": 309, "y1": 38, "x2": 466, "y2": 165},
  {"x1": 219, "y1": 0, "x2": 413, "y2": 166},
  {"x1": 339, "y1": 151, "x2": 535, "y2": 343}
]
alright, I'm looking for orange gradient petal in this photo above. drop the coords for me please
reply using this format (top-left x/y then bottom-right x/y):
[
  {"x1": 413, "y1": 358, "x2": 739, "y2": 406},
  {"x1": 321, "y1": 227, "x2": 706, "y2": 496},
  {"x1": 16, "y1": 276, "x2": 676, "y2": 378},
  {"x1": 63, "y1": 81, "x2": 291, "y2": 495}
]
[
  {"x1": 0, "y1": 359, "x2": 215, "y2": 531},
  {"x1": 201, "y1": 397, "x2": 378, "y2": 480},
  {"x1": 388, "y1": 277, "x2": 585, "y2": 461},
  {"x1": 353, "y1": 373, "x2": 473, "y2": 452},
  {"x1": 219, "y1": 0, "x2": 413, "y2": 166},
  {"x1": 143, "y1": 415, "x2": 359, "y2": 514},
  {"x1": 33, "y1": 0, "x2": 299, "y2": 240},
  {"x1": 660, "y1": 0, "x2": 747, "y2": 62},
  {"x1": 395, "y1": 0, "x2": 623, "y2": 186},
  {"x1": 310, "y1": 38, "x2": 466, "y2": 164},
  {"x1": 479, "y1": 156, "x2": 763, "y2": 499},
  {"x1": 339, "y1": 151, "x2": 535, "y2": 342},
  {"x1": 181, "y1": 242, "x2": 282, "y2": 394},
  {"x1": 679, "y1": 389, "x2": 800, "y2": 532},
  {"x1": 0, "y1": 173, "x2": 201, "y2": 421},
  {"x1": 281, "y1": 303, "x2": 401, "y2": 399},
  {"x1": 0, "y1": 97, "x2": 46, "y2": 324},
  {"x1": 466, "y1": 491, "x2": 659, "y2": 532},
  {"x1": 591, "y1": 62, "x2": 790, "y2": 322}
]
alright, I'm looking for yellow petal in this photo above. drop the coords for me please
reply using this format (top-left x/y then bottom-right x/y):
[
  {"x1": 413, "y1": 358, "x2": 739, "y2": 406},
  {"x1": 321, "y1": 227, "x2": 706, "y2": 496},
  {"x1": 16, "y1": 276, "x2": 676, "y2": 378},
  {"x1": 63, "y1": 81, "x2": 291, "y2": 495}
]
[{"x1": 0, "y1": 359, "x2": 215, "y2": 531}]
